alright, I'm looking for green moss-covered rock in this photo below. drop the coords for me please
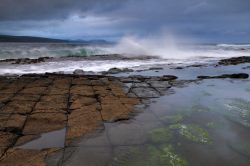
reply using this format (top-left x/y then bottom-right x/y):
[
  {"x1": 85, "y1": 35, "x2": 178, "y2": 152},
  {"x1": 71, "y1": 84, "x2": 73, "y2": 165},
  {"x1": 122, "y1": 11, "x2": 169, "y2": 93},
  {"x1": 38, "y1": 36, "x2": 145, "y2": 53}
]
[
  {"x1": 149, "y1": 127, "x2": 173, "y2": 143},
  {"x1": 169, "y1": 124, "x2": 212, "y2": 144},
  {"x1": 122, "y1": 145, "x2": 188, "y2": 166}
]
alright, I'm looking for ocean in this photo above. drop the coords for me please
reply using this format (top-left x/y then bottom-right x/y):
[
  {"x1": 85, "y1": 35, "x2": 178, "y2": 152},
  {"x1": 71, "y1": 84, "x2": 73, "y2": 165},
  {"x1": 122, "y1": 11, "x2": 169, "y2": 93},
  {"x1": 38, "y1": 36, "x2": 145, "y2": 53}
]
[{"x1": 0, "y1": 42, "x2": 249, "y2": 75}]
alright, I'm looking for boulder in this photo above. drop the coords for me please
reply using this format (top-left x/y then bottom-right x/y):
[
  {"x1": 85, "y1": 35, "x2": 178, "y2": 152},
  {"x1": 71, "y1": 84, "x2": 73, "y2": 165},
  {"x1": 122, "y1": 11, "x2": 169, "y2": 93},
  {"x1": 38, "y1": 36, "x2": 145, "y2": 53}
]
[{"x1": 73, "y1": 69, "x2": 85, "y2": 75}]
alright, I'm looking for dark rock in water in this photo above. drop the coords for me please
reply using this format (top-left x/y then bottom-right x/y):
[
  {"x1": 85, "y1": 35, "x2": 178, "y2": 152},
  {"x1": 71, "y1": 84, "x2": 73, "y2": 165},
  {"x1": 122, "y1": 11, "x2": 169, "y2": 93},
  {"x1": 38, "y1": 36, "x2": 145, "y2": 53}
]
[
  {"x1": 0, "y1": 57, "x2": 52, "y2": 64},
  {"x1": 53, "y1": 71, "x2": 64, "y2": 74},
  {"x1": 171, "y1": 66, "x2": 184, "y2": 70},
  {"x1": 122, "y1": 68, "x2": 134, "y2": 72},
  {"x1": 197, "y1": 73, "x2": 249, "y2": 79},
  {"x1": 186, "y1": 64, "x2": 204, "y2": 68},
  {"x1": 149, "y1": 67, "x2": 163, "y2": 70},
  {"x1": 146, "y1": 80, "x2": 171, "y2": 89},
  {"x1": 85, "y1": 71, "x2": 96, "y2": 75},
  {"x1": 161, "y1": 75, "x2": 178, "y2": 81},
  {"x1": 172, "y1": 64, "x2": 207, "y2": 69},
  {"x1": 64, "y1": 54, "x2": 157, "y2": 61},
  {"x1": 107, "y1": 68, "x2": 123, "y2": 74},
  {"x1": 105, "y1": 67, "x2": 134, "y2": 74},
  {"x1": 218, "y1": 56, "x2": 250, "y2": 65},
  {"x1": 73, "y1": 69, "x2": 85, "y2": 75},
  {"x1": 131, "y1": 87, "x2": 160, "y2": 98},
  {"x1": 242, "y1": 66, "x2": 250, "y2": 70}
]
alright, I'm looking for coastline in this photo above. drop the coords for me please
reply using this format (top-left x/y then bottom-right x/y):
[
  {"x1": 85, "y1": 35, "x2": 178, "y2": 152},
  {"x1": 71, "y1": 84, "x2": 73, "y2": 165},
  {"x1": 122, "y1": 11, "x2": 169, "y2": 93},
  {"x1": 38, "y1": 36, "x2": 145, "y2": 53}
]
[{"x1": 0, "y1": 56, "x2": 249, "y2": 165}]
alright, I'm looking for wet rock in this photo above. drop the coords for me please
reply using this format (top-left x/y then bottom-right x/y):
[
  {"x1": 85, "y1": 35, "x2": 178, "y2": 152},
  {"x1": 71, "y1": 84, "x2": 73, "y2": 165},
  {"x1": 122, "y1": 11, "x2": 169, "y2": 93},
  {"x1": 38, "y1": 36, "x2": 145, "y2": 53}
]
[
  {"x1": 0, "y1": 57, "x2": 52, "y2": 65},
  {"x1": 149, "y1": 67, "x2": 163, "y2": 70},
  {"x1": 149, "y1": 128, "x2": 172, "y2": 143},
  {"x1": 0, "y1": 148, "x2": 60, "y2": 166},
  {"x1": 66, "y1": 105, "x2": 103, "y2": 145},
  {"x1": 186, "y1": 64, "x2": 204, "y2": 68},
  {"x1": 161, "y1": 75, "x2": 178, "y2": 81},
  {"x1": 122, "y1": 68, "x2": 134, "y2": 72},
  {"x1": 173, "y1": 66, "x2": 184, "y2": 69},
  {"x1": 119, "y1": 145, "x2": 188, "y2": 166},
  {"x1": 218, "y1": 56, "x2": 250, "y2": 65},
  {"x1": 197, "y1": 73, "x2": 249, "y2": 79},
  {"x1": 169, "y1": 124, "x2": 212, "y2": 144},
  {"x1": 23, "y1": 113, "x2": 66, "y2": 135},
  {"x1": 161, "y1": 114, "x2": 184, "y2": 124},
  {"x1": 131, "y1": 87, "x2": 160, "y2": 98},
  {"x1": 225, "y1": 98, "x2": 250, "y2": 128},
  {"x1": 105, "y1": 67, "x2": 133, "y2": 74},
  {"x1": 0, "y1": 131, "x2": 17, "y2": 156},
  {"x1": 0, "y1": 74, "x2": 179, "y2": 165},
  {"x1": 229, "y1": 143, "x2": 250, "y2": 158},
  {"x1": 73, "y1": 69, "x2": 85, "y2": 75},
  {"x1": 107, "y1": 68, "x2": 123, "y2": 74},
  {"x1": 242, "y1": 66, "x2": 250, "y2": 70},
  {"x1": 147, "y1": 80, "x2": 171, "y2": 89}
]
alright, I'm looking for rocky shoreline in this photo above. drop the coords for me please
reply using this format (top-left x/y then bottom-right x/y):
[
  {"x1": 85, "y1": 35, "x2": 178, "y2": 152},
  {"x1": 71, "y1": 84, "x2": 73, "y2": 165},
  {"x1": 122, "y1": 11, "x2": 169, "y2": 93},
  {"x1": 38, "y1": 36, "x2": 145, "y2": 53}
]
[
  {"x1": 0, "y1": 73, "x2": 183, "y2": 165},
  {"x1": 1, "y1": 55, "x2": 249, "y2": 66},
  {"x1": 0, "y1": 70, "x2": 249, "y2": 165},
  {"x1": 0, "y1": 55, "x2": 249, "y2": 165},
  {"x1": 0, "y1": 54, "x2": 158, "y2": 65}
]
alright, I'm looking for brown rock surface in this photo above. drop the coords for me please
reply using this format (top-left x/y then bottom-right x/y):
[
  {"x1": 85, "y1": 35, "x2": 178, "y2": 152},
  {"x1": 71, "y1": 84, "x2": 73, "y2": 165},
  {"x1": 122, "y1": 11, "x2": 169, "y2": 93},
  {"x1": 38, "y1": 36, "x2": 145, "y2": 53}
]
[
  {"x1": 23, "y1": 113, "x2": 66, "y2": 135},
  {"x1": 0, "y1": 74, "x2": 176, "y2": 165},
  {"x1": 66, "y1": 104, "x2": 103, "y2": 145},
  {"x1": 0, "y1": 148, "x2": 60, "y2": 166}
]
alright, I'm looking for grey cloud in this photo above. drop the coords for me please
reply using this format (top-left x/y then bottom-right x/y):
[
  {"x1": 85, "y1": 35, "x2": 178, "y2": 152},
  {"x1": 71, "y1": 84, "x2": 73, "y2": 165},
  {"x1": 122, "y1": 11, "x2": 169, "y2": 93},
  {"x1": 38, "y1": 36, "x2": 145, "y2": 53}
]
[
  {"x1": 0, "y1": 0, "x2": 249, "y2": 42},
  {"x1": 0, "y1": 0, "x2": 125, "y2": 20}
]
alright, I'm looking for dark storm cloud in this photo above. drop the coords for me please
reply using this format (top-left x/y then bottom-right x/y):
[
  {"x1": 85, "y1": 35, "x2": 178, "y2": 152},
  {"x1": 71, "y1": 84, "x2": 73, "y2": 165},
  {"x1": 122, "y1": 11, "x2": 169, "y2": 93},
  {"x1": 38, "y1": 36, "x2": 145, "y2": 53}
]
[
  {"x1": 0, "y1": 0, "x2": 249, "y2": 42},
  {"x1": 0, "y1": 0, "x2": 125, "y2": 20}
]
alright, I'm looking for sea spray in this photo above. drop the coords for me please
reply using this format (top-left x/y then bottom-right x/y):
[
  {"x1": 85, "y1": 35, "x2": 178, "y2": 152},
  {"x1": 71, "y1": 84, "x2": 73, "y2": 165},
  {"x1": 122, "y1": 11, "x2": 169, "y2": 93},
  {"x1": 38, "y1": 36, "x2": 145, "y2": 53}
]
[{"x1": 110, "y1": 34, "x2": 250, "y2": 59}]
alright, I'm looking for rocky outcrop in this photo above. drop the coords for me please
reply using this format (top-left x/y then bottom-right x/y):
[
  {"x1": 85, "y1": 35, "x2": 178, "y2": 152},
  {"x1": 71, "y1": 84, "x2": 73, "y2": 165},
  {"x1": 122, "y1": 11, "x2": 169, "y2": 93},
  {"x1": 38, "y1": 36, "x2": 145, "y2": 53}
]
[
  {"x1": 197, "y1": 73, "x2": 249, "y2": 79},
  {"x1": 0, "y1": 73, "x2": 179, "y2": 165},
  {"x1": 218, "y1": 56, "x2": 250, "y2": 65},
  {"x1": 0, "y1": 57, "x2": 52, "y2": 65},
  {"x1": 104, "y1": 68, "x2": 134, "y2": 74},
  {"x1": 73, "y1": 69, "x2": 85, "y2": 75}
]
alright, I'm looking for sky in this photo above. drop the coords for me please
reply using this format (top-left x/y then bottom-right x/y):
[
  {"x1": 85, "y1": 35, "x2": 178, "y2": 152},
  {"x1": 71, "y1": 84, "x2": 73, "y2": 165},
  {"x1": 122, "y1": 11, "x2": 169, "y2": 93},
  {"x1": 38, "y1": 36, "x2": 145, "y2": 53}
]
[{"x1": 0, "y1": 0, "x2": 250, "y2": 42}]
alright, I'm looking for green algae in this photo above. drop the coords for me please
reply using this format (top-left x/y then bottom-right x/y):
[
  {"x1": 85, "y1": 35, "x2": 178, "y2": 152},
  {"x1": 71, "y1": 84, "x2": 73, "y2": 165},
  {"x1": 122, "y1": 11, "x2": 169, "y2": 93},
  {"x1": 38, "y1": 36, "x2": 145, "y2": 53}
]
[
  {"x1": 206, "y1": 122, "x2": 216, "y2": 128},
  {"x1": 206, "y1": 122, "x2": 225, "y2": 129},
  {"x1": 170, "y1": 124, "x2": 212, "y2": 144},
  {"x1": 190, "y1": 104, "x2": 210, "y2": 113},
  {"x1": 156, "y1": 145, "x2": 188, "y2": 166},
  {"x1": 161, "y1": 114, "x2": 184, "y2": 124},
  {"x1": 226, "y1": 98, "x2": 250, "y2": 127},
  {"x1": 122, "y1": 145, "x2": 188, "y2": 166},
  {"x1": 149, "y1": 127, "x2": 172, "y2": 143}
]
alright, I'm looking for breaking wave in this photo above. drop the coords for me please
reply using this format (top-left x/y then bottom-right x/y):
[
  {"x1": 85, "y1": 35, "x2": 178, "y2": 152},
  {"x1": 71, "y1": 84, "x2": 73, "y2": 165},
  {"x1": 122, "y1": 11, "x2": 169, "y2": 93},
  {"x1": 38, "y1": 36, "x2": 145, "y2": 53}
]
[
  {"x1": 0, "y1": 43, "x2": 110, "y2": 60},
  {"x1": 111, "y1": 35, "x2": 250, "y2": 59}
]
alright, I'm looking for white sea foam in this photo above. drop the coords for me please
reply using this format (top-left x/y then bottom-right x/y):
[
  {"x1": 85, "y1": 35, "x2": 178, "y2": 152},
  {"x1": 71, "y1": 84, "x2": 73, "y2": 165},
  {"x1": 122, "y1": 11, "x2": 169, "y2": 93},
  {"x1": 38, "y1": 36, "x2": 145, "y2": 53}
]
[
  {"x1": 110, "y1": 35, "x2": 250, "y2": 59},
  {"x1": 0, "y1": 35, "x2": 250, "y2": 75},
  {"x1": 0, "y1": 59, "x2": 166, "y2": 75}
]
